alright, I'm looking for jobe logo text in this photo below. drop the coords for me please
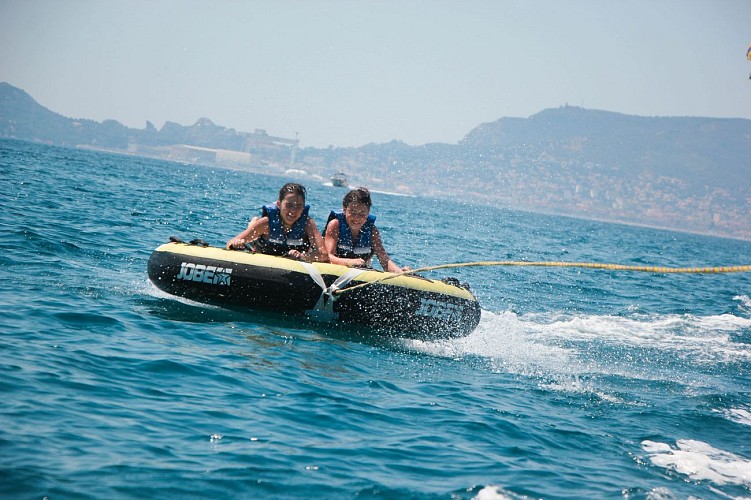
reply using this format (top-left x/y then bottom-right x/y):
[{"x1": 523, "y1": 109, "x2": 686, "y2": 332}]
[{"x1": 176, "y1": 262, "x2": 232, "y2": 285}]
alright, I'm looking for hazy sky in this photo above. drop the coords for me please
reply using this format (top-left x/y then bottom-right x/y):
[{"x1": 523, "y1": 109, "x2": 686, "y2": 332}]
[{"x1": 1, "y1": 0, "x2": 750, "y2": 148}]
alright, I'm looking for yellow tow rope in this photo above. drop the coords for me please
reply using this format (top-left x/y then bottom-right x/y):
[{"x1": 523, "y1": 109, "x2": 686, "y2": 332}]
[{"x1": 332, "y1": 261, "x2": 751, "y2": 295}]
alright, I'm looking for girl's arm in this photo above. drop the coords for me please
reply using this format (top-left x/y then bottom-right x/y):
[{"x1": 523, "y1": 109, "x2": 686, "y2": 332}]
[
  {"x1": 371, "y1": 226, "x2": 408, "y2": 273},
  {"x1": 226, "y1": 217, "x2": 268, "y2": 249},
  {"x1": 294, "y1": 218, "x2": 328, "y2": 262}
]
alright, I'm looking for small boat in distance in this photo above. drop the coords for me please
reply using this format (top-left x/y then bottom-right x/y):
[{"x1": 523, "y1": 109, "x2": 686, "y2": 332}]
[{"x1": 331, "y1": 172, "x2": 347, "y2": 187}]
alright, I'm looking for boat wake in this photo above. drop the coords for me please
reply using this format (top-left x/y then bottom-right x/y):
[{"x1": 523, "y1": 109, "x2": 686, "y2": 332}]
[
  {"x1": 404, "y1": 303, "x2": 751, "y2": 490},
  {"x1": 403, "y1": 298, "x2": 751, "y2": 391},
  {"x1": 407, "y1": 305, "x2": 751, "y2": 363}
]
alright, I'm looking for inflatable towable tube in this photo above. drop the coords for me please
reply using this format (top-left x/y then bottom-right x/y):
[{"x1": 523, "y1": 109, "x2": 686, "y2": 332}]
[{"x1": 147, "y1": 239, "x2": 481, "y2": 338}]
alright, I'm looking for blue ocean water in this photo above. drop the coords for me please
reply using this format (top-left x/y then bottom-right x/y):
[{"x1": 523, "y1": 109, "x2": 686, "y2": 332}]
[{"x1": 2, "y1": 137, "x2": 751, "y2": 499}]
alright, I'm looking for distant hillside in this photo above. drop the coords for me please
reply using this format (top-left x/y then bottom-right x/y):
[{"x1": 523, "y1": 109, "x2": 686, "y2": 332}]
[
  {"x1": 462, "y1": 106, "x2": 751, "y2": 195},
  {"x1": 293, "y1": 107, "x2": 751, "y2": 239},
  {"x1": 2, "y1": 81, "x2": 750, "y2": 240},
  {"x1": 0, "y1": 82, "x2": 249, "y2": 150},
  {"x1": 0, "y1": 82, "x2": 105, "y2": 145}
]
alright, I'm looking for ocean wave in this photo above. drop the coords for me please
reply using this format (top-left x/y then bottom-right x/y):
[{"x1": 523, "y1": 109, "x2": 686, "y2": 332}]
[{"x1": 642, "y1": 439, "x2": 751, "y2": 487}]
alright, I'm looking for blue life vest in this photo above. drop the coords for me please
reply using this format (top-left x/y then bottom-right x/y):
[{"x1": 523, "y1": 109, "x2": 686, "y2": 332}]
[
  {"x1": 325, "y1": 210, "x2": 376, "y2": 259},
  {"x1": 251, "y1": 203, "x2": 310, "y2": 256}
]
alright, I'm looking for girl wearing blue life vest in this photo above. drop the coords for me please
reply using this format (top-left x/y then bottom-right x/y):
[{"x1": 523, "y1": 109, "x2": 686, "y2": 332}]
[
  {"x1": 324, "y1": 187, "x2": 409, "y2": 273},
  {"x1": 226, "y1": 183, "x2": 327, "y2": 262}
]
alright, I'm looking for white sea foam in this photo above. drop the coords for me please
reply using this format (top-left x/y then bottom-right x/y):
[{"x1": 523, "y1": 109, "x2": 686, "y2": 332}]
[
  {"x1": 405, "y1": 310, "x2": 584, "y2": 377},
  {"x1": 736, "y1": 295, "x2": 751, "y2": 314},
  {"x1": 404, "y1": 307, "x2": 751, "y2": 403},
  {"x1": 716, "y1": 407, "x2": 751, "y2": 427},
  {"x1": 473, "y1": 485, "x2": 514, "y2": 499},
  {"x1": 428, "y1": 308, "x2": 751, "y2": 366},
  {"x1": 642, "y1": 439, "x2": 751, "y2": 486},
  {"x1": 142, "y1": 280, "x2": 225, "y2": 310}
]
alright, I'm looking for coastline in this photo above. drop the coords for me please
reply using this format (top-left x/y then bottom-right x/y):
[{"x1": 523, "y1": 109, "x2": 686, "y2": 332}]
[{"x1": 22, "y1": 140, "x2": 751, "y2": 244}]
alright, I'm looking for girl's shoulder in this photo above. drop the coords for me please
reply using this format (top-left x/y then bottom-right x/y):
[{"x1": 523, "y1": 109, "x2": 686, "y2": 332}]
[
  {"x1": 304, "y1": 214, "x2": 322, "y2": 230},
  {"x1": 323, "y1": 216, "x2": 339, "y2": 231},
  {"x1": 249, "y1": 216, "x2": 271, "y2": 231}
]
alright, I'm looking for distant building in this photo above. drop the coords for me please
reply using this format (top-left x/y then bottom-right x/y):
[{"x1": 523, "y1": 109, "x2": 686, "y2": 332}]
[
  {"x1": 169, "y1": 145, "x2": 251, "y2": 166},
  {"x1": 240, "y1": 129, "x2": 299, "y2": 167}
]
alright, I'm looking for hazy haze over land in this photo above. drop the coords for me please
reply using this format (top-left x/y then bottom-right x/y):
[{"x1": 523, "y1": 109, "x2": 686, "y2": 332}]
[{"x1": 1, "y1": 0, "x2": 750, "y2": 148}]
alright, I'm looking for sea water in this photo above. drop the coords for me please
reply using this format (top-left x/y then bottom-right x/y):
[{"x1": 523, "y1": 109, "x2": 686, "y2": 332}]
[{"x1": 2, "y1": 138, "x2": 751, "y2": 499}]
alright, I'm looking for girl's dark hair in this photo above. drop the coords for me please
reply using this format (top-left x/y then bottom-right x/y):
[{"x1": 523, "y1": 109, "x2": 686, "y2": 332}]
[
  {"x1": 278, "y1": 182, "x2": 306, "y2": 201},
  {"x1": 342, "y1": 187, "x2": 372, "y2": 208}
]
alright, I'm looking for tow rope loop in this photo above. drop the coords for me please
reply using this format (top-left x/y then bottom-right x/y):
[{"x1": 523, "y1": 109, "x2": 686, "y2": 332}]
[
  {"x1": 332, "y1": 261, "x2": 751, "y2": 296},
  {"x1": 299, "y1": 263, "x2": 366, "y2": 318},
  {"x1": 300, "y1": 262, "x2": 327, "y2": 292},
  {"x1": 328, "y1": 268, "x2": 368, "y2": 295}
]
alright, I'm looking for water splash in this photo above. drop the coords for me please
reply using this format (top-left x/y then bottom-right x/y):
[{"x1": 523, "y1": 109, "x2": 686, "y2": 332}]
[{"x1": 642, "y1": 439, "x2": 751, "y2": 487}]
